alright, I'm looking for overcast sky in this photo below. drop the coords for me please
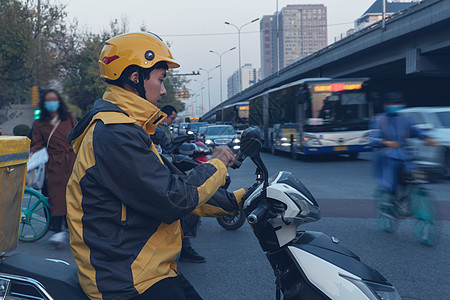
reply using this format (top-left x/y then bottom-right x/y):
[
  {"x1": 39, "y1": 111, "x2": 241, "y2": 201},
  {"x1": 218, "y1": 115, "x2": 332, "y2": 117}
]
[{"x1": 63, "y1": 0, "x2": 375, "y2": 114}]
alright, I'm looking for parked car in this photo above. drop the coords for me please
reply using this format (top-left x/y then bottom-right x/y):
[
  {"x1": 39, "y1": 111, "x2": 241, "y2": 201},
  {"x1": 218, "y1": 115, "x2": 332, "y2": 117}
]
[
  {"x1": 400, "y1": 107, "x2": 450, "y2": 179},
  {"x1": 203, "y1": 125, "x2": 240, "y2": 152}
]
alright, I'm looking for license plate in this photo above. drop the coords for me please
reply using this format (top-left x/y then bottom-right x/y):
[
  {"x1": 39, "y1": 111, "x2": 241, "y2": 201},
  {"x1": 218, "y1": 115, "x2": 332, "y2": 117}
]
[{"x1": 334, "y1": 146, "x2": 348, "y2": 151}]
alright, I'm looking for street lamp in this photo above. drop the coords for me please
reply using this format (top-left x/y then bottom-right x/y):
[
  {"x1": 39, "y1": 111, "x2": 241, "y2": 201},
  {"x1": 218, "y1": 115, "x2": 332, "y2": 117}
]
[
  {"x1": 193, "y1": 78, "x2": 211, "y2": 115},
  {"x1": 225, "y1": 18, "x2": 259, "y2": 92},
  {"x1": 199, "y1": 65, "x2": 220, "y2": 111},
  {"x1": 209, "y1": 47, "x2": 236, "y2": 123}
]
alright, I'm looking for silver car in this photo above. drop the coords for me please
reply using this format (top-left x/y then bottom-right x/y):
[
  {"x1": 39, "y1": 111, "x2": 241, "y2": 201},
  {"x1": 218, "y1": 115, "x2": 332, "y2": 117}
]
[{"x1": 400, "y1": 107, "x2": 450, "y2": 179}]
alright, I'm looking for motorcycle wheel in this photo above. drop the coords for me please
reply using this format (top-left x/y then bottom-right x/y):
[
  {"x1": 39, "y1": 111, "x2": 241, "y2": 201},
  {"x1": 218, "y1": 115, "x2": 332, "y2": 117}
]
[{"x1": 217, "y1": 209, "x2": 246, "y2": 230}]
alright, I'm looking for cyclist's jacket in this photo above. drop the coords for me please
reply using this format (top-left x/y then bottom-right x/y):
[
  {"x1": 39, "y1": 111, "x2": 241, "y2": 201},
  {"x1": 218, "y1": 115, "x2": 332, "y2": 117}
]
[{"x1": 66, "y1": 84, "x2": 245, "y2": 300}]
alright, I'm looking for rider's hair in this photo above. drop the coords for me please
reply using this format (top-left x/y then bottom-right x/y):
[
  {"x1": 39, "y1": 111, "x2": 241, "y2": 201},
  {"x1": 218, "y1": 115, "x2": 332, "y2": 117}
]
[
  {"x1": 161, "y1": 105, "x2": 177, "y2": 115},
  {"x1": 107, "y1": 61, "x2": 169, "y2": 88}
]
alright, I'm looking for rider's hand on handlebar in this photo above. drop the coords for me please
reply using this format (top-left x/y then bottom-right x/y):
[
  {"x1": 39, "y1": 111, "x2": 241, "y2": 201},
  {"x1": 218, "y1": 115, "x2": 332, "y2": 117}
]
[{"x1": 211, "y1": 147, "x2": 235, "y2": 167}]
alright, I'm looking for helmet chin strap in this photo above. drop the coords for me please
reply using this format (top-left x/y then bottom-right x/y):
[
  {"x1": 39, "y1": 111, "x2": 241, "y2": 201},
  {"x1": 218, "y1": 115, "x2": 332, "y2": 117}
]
[{"x1": 125, "y1": 69, "x2": 147, "y2": 99}]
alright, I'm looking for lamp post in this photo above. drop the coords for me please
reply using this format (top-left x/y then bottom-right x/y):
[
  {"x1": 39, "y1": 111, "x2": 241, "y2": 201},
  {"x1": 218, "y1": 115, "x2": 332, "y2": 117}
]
[
  {"x1": 199, "y1": 66, "x2": 220, "y2": 112},
  {"x1": 209, "y1": 47, "x2": 236, "y2": 123},
  {"x1": 194, "y1": 78, "x2": 210, "y2": 115},
  {"x1": 225, "y1": 18, "x2": 259, "y2": 93}
]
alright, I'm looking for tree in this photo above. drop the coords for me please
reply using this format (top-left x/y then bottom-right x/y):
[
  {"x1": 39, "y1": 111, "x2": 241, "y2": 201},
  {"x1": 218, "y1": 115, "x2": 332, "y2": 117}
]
[
  {"x1": 0, "y1": 0, "x2": 69, "y2": 124},
  {"x1": 0, "y1": 0, "x2": 35, "y2": 124}
]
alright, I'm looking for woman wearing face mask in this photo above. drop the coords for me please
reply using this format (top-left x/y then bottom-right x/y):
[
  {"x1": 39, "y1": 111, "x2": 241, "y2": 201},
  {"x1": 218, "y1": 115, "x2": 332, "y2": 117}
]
[{"x1": 30, "y1": 88, "x2": 78, "y2": 246}]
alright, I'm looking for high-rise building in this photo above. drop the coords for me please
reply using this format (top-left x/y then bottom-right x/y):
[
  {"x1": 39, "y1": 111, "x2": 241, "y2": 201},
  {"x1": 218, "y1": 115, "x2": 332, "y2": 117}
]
[
  {"x1": 260, "y1": 4, "x2": 327, "y2": 79},
  {"x1": 354, "y1": 0, "x2": 420, "y2": 31},
  {"x1": 227, "y1": 64, "x2": 260, "y2": 98}
]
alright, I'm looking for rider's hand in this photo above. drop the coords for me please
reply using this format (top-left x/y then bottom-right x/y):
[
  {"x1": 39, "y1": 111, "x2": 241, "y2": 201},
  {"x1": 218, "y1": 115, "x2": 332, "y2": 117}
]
[
  {"x1": 383, "y1": 141, "x2": 401, "y2": 148},
  {"x1": 211, "y1": 147, "x2": 235, "y2": 167},
  {"x1": 425, "y1": 138, "x2": 439, "y2": 147}
]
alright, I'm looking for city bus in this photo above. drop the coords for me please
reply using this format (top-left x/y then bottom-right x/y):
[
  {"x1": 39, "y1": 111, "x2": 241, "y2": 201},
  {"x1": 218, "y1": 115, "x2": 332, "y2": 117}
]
[
  {"x1": 216, "y1": 101, "x2": 249, "y2": 130},
  {"x1": 249, "y1": 77, "x2": 373, "y2": 159}
]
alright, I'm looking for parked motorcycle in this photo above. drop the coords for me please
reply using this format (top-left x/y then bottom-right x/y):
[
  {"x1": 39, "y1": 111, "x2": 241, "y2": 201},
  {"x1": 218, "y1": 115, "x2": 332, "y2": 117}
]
[{"x1": 231, "y1": 126, "x2": 402, "y2": 300}]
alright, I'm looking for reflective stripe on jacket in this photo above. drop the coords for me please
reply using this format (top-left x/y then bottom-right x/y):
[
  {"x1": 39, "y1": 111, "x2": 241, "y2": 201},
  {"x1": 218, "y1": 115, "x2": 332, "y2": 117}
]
[{"x1": 66, "y1": 85, "x2": 244, "y2": 300}]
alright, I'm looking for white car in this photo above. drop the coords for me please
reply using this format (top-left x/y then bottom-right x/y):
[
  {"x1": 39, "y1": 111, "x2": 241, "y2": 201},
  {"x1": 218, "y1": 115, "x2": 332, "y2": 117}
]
[{"x1": 400, "y1": 107, "x2": 450, "y2": 179}]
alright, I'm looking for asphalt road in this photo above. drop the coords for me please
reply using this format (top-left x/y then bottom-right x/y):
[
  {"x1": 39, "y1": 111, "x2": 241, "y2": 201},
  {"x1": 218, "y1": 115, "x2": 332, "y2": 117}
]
[{"x1": 8, "y1": 151, "x2": 450, "y2": 300}]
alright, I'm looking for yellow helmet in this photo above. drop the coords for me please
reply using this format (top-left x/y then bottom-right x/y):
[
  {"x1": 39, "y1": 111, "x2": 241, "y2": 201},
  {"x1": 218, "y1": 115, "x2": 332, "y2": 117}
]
[{"x1": 98, "y1": 32, "x2": 180, "y2": 80}]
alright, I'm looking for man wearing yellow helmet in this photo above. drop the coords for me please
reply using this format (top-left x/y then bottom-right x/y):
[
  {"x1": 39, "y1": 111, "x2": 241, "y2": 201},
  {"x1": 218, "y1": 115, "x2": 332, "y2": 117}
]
[{"x1": 66, "y1": 32, "x2": 245, "y2": 300}]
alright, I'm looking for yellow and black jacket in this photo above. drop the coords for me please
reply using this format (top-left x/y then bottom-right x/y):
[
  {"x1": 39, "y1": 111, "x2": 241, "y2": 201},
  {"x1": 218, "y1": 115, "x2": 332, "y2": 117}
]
[{"x1": 66, "y1": 84, "x2": 245, "y2": 300}]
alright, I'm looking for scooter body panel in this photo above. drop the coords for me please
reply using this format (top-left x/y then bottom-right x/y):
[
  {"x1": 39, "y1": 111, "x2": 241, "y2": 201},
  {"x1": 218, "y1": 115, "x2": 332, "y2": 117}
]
[
  {"x1": 287, "y1": 246, "x2": 369, "y2": 300},
  {"x1": 0, "y1": 253, "x2": 88, "y2": 300}
]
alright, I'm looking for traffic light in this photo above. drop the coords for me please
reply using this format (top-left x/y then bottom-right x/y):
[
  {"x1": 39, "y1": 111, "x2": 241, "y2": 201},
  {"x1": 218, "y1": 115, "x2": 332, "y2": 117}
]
[
  {"x1": 31, "y1": 86, "x2": 39, "y2": 106},
  {"x1": 34, "y1": 109, "x2": 41, "y2": 120}
]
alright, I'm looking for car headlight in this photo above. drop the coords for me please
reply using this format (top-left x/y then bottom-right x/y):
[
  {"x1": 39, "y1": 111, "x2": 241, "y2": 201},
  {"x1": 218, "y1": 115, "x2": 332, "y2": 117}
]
[
  {"x1": 233, "y1": 138, "x2": 240, "y2": 144},
  {"x1": 342, "y1": 275, "x2": 402, "y2": 300},
  {"x1": 187, "y1": 130, "x2": 193, "y2": 135},
  {"x1": 205, "y1": 139, "x2": 214, "y2": 145}
]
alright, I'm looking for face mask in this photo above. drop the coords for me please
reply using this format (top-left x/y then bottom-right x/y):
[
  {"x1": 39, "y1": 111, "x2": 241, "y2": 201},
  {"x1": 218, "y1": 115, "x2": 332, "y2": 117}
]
[
  {"x1": 385, "y1": 104, "x2": 405, "y2": 114},
  {"x1": 44, "y1": 101, "x2": 60, "y2": 113}
]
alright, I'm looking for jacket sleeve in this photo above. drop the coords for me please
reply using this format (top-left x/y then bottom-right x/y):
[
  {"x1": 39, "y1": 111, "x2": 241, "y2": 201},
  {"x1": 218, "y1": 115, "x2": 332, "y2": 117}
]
[
  {"x1": 192, "y1": 188, "x2": 246, "y2": 217},
  {"x1": 92, "y1": 122, "x2": 227, "y2": 224},
  {"x1": 369, "y1": 115, "x2": 385, "y2": 148}
]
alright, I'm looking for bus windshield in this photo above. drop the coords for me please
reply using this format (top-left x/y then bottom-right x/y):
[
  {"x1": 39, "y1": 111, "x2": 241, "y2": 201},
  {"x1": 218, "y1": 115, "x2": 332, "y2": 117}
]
[{"x1": 307, "y1": 91, "x2": 369, "y2": 125}]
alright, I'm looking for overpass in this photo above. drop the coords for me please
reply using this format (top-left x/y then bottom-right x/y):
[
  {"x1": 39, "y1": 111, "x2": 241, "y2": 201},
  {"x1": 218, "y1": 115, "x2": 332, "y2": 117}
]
[{"x1": 201, "y1": 0, "x2": 450, "y2": 121}]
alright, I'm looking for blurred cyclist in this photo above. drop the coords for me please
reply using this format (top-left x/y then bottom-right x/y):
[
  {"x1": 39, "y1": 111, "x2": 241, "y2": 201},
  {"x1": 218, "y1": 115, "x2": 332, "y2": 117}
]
[{"x1": 370, "y1": 91, "x2": 437, "y2": 196}]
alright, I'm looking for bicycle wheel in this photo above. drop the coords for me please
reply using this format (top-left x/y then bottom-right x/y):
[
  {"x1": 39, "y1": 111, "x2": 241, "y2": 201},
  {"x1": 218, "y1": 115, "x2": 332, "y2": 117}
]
[
  {"x1": 414, "y1": 219, "x2": 435, "y2": 246},
  {"x1": 19, "y1": 188, "x2": 50, "y2": 242}
]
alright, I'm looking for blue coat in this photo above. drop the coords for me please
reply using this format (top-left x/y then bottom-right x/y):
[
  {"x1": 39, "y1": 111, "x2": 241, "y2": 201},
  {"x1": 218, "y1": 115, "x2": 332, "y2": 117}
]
[{"x1": 369, "y1": 113, "x2": 427, "y2": 192}]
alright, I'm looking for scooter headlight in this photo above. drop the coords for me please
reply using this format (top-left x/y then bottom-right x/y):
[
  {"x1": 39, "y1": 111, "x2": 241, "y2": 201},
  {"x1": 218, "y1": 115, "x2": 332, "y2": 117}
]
[{"x1": 343, "y1": 275, "x2": 402, "y2": 300}]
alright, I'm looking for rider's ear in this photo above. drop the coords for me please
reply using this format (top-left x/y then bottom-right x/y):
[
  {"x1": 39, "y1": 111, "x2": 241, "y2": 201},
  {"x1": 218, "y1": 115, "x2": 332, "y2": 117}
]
[{"x1": 128, "y1": 71, "x2": 139, "y2": 84}]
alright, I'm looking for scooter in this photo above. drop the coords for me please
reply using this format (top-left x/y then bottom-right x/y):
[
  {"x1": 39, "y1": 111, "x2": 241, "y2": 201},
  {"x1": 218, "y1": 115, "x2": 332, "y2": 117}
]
[{"x1": 231, "y1": 126, "x2": 402, "y2": 300}]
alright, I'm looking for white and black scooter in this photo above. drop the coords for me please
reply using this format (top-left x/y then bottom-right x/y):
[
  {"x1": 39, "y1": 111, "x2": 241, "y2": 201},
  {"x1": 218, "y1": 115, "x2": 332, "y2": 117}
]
[{"x1": 231, "y1": 126, "x2": 402, "y2": 300}]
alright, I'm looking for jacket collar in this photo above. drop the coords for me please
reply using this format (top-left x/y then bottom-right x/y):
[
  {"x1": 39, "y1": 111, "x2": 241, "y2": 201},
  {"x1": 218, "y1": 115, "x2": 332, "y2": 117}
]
[{"x1": 102, "y1": 84, "x2": 166, "y2": 135}]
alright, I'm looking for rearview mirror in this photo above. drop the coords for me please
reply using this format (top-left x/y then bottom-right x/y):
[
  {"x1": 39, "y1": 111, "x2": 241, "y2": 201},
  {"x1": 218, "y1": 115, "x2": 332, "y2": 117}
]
[{"x1": 239, "y1": 126, "x2": 263, "y2": 158}]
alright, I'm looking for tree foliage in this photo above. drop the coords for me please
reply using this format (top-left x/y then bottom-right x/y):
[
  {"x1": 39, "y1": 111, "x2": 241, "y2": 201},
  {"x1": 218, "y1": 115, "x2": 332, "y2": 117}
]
[
  {"x1": 0, "y1": 1, "x2": 188, "y2": 124},
  {"x1": 0, "y1": 0, "x2": 68, "y2": 124}
]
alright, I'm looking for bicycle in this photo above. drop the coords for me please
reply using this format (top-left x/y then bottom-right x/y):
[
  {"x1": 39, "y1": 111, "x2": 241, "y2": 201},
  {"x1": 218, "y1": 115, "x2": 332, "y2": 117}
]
[
  {"x1": 19, "y1": 187, "x2": 51, "y2": 242},
  {"x1": 375, "y1": 173, "x2": 436, "y2": 246}
]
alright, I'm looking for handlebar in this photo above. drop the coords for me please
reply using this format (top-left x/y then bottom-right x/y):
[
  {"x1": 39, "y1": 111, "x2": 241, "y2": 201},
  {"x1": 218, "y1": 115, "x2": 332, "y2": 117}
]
[
  {"x1": 230, "y1": 150, "x2": 246, "y2": 169},
  {"x1": 248, "y1": 202, "x2": 269, "y2": 225}
]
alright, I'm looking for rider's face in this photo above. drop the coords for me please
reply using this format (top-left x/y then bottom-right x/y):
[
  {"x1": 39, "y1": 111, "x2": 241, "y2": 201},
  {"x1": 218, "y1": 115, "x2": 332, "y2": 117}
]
[{"x1": 144, "y1": 68, "x2": 167, "y2": 106}]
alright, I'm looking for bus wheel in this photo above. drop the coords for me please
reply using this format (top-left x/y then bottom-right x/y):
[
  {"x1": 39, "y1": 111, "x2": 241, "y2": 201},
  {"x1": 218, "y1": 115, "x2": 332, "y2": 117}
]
[{"x1": 348, "y1": 152, "x2": 359, "y2": 160}]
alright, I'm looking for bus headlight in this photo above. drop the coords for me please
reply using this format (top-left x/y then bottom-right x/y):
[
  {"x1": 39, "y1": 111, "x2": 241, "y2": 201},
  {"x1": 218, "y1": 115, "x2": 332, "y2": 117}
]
[{"x1": 304, "y1": 135, "x2": 321, "y2": 146}]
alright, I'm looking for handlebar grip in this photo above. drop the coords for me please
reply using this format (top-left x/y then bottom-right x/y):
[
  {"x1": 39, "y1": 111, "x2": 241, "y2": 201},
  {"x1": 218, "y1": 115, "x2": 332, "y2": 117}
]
[
  {"x1": 231, "y1": 150, "x2": 245, "y2": 169},
  {"x1": 248, "y1": 202, "x2": 269, "y2": 225}
]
